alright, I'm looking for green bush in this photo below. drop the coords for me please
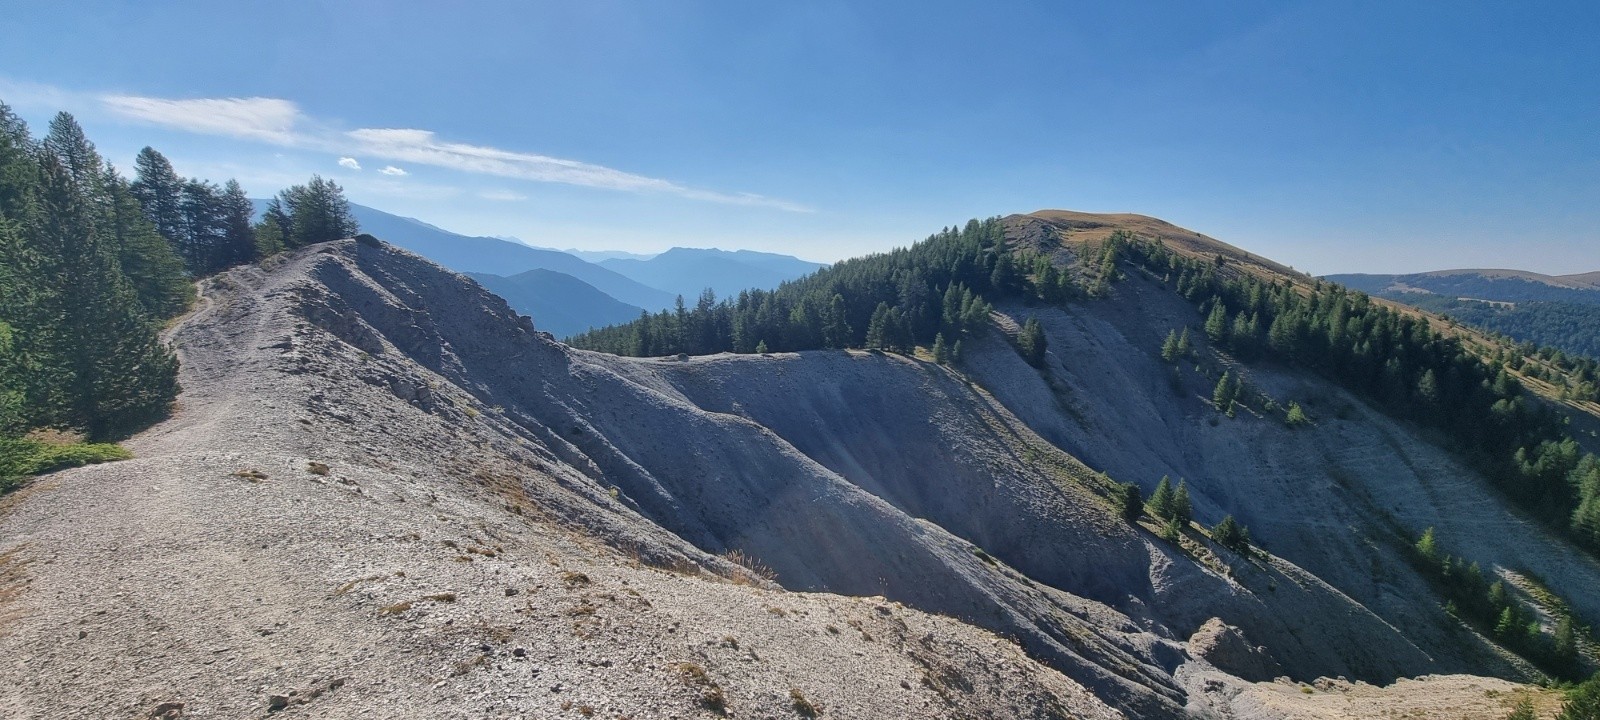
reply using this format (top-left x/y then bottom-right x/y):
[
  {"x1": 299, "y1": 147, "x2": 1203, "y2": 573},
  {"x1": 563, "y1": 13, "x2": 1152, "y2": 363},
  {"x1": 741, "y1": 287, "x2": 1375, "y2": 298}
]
[
  {"x1": 1562, "y1": 673, "x2": 1600, "y2": 720},
  {"x1": 1285, "y1": 402, "x2": 1309, "y2": 428}
]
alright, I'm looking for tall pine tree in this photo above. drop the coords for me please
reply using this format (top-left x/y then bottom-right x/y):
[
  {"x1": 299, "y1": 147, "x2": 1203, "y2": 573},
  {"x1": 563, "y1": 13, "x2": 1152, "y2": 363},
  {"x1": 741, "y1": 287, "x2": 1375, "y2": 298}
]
[
  {"x1": 103, "y1": 167, "x2": 191, "y2": 317},
  {"x1": 131, "y1": 147, "x2": 186, "y2": 246},
  {"x1": 33, "y1": 151, "x2": 178, "y2": 438}
]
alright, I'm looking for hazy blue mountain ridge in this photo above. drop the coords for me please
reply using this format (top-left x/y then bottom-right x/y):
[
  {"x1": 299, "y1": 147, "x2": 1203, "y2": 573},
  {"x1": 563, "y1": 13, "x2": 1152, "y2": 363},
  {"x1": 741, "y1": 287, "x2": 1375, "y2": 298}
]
[
  {"x1": 466, "y1": 269, "x2": 646, "y2": 339},
  {"x1": 600, "y1": 247, "x2": 826, "y2": 302}
]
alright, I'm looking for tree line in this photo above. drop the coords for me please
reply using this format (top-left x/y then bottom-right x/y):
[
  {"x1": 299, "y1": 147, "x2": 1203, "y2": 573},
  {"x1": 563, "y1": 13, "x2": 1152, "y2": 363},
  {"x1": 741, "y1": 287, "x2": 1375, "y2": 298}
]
[
  {"x1": 569, "y1": 218, "x2": 1026, "y2": 358},
  {"x1": 1118, "y1": 235, "x2": 1600, "y2": 555},
  {"x1": 1400, "y1": 293, "x2": 1600, "y2": 386},
  {"x1": 0, "y1": 101, "x2": 357, "y2": 455},
  {"x1": 1413, "y1": 527, "x2": 1586, "y2": 681}
]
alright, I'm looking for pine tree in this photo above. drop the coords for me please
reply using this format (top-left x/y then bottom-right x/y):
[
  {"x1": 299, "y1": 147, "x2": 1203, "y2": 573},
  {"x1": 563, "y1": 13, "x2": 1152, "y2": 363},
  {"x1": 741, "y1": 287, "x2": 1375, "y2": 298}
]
[
  {"x1": 131, "y1": 147, "x2": 185, "y2": 245},
  {"x1": 1416, "y1": 368, "x2": 1441, "y2": 406},
  {"x1": 1205, "y1": 302, "x2": 1229, "y2": 343},
  {"x1": 1017, "y1": 317, "x2": 1046, "y2": 367},
  {"x1": 932, "y1": 333, "x2": 950, "y2": 364},
  {"x1": 989, "y1": 242, "x2": 1018, "y2": 293},
  {"x1": 102, "y1": 168, "x2": 191, "y2": 317},
  {"x1": 1285, "y1": 401, "x2": 1309, "y2": 427},
  {"x1": 865, "y1": 302, "x2": 892, "y2": 350},
  {"x1": 42, "y1": 113, "x2": 104, "y2": 192},
  {"x1": 1487, "y1": 579, "x2": 1508, "y2": 611},
  {"x1": 1173, "y1": 480, "x2": 1193, "y2": 525},
  {"x1": 822, "y1": 293, "x2": 850, "y2": 349},
  {"x1": 280, "y1": 175, "x2": 358, "y2": 248},
  {"x1": 33, "y1": 152, "x2": 178, "y2": 438},
  {"x1": 1176, "y1": 327, "x2": 1192, "y2": 358},
  {"x1": 941, "y1": 282, "x2": 964, "y2": 332},
  {"x1": 1115, "y1": 482, "x2": 1143, "y2": 523},
  {"x1": 1416, "y1": 527, "x2": 1439, "y2": 563},
  {"x1": 1160, "y1": 329, "x2": 1180, "y2": 363},
  {"x1": 0, "y1": 103, "x2": 39, "y2": 219},
  {"x1": 0, "y1": 319, "x2": 22, "y2": 434},
  {"x1": 1560, "y1": 673, "x2": 1600, "y2": 720},
  {"x1": 220, "y1": 179, "x2": 256, "y2": 266},
  {"x1": 1213, "y1": 371, "x2": 1236, "y2": 409},
  {"x1": 0, "y1": 110, "x2": 65, "y2": 427},
  {"x1": 1149, "y1": 476, "x2": 1175, "y2": 519},
  {"x1": 951, "y1": 339, "x2": 965, "y2": 364},
  {"x1": 1494, "y1": 606, "x2": 1519, "y2": 638},
  {"x1": 254, "y1": 198, "x2": 289, "y2": 257},
  {"x1": 1555, "y1": 616, "x2": 1578, "y2": 666},
  {"x1": 1160, "y1": 516, "x2": 1183, "y2": 542},
  {"x1": 888, "y1": 306, "x2": 914, "y2": 353}
]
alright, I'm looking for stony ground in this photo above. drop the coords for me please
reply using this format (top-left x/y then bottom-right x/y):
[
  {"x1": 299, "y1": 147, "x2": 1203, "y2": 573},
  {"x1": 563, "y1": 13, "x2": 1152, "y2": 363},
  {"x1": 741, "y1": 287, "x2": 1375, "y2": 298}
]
[{"x1": 0, "y1": 246, "x2": 1114, "y2": 719}]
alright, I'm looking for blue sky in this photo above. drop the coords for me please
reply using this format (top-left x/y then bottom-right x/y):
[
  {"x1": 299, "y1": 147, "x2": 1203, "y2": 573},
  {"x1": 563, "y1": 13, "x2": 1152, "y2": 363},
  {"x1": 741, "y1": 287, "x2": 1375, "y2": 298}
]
[{"x1": 2, "y1": 2, "x2": 1597, "y2": 273}]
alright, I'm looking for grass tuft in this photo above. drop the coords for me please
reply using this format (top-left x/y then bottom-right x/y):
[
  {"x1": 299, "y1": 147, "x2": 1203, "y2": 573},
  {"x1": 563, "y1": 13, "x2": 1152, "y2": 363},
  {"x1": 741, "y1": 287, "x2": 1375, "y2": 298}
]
[{"x1": 789, "y1": 688, "x2": 821, "y2": 717}]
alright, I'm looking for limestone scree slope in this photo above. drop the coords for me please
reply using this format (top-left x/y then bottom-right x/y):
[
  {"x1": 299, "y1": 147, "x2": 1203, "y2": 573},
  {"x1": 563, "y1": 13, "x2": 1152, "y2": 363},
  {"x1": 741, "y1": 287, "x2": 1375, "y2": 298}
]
[{"x1": 0, "y1": 235, "x2": 1583, "y2": 719}]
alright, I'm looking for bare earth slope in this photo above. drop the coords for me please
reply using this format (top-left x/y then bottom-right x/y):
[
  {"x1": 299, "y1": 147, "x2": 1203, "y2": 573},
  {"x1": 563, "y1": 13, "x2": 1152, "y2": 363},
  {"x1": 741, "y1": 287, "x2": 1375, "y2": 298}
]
[
  {"x1": 0, "y1": 239, "x2": 1570, "y2": 718},
  {"x1": 0, "y1": 244, "x2": 1114, "y2": 720}
]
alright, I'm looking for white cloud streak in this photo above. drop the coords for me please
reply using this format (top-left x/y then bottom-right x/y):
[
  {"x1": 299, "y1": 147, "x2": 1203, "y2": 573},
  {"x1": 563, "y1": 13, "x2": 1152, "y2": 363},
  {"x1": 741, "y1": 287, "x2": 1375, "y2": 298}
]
[
  {"x1": 90, "y1": 90, "x2": 809, "y2": 212},
  {"x1": 338, "y1": 156, "x2": 361, "y2": 170},
  {"x1": 480, "y1": 189, "x2": 527, "y2": 201},
  {"x1": 101, "y1": 95, "x2": 304, "y2": 144}
]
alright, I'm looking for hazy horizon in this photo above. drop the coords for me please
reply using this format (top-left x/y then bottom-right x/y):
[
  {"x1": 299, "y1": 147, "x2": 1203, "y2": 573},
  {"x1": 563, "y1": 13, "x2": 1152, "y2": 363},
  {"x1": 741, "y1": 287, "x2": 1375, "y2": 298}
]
[{"x1": 3, "y1": 2, "x2": 1597, "y2": 274}]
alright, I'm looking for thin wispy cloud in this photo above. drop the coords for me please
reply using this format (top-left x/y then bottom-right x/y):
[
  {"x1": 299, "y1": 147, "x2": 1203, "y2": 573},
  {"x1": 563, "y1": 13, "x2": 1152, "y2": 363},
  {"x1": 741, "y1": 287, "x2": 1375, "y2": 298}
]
[
  {"x1": 102, "y1": 95, "x2": 303, "y2": 145},
  {"x1": 480, "y1": 189, "x2": 527, "y2": 202},
  {"x1": 85, "y1": 88, "x2": 809, "y2": 212}
]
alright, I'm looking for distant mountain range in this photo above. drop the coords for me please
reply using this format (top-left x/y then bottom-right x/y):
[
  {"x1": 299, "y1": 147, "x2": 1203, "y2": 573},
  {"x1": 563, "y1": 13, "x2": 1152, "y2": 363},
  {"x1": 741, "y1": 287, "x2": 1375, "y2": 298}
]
[
  {"x1": 1327, "y1": 269, "x2": 1600, "y2": 304},
  {"x1": 599, "y1": 247, "x2": 825, "y2": 301},
  {"x1": 1326, "y1": 268, "x2": 1600, "y2": 359},
  {"x1": 466, "y1": 270, "x2": 645, "y2": 339},
  {"x1": 256, "y1": 200, "x2": 821, "y2": 338},
  {"x1": 337, "y1": 204, "x2": 675, "y2": 311}
]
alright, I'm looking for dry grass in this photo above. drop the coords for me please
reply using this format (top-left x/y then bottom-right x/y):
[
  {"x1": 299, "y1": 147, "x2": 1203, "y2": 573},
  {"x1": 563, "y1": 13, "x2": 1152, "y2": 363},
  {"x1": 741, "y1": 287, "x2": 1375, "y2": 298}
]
[
  {"x1": 22, "y1": 428, "x2": 84, "y2": 445},
  {"x1": 789, "y1": 688, "x2": 821, "y2": 718},
  {"x1": 378, "y1": 600, "x2": 413, "y2": 615},
  {"x1": 675, "y1": 662, "x2": 728, "y2": 715},
  {"x1": 307, "y1": 461, "x2": 330, "y2": 476},
  {"x1": 561, "y1": 571, "x2": 591, "y2": 588},
  {"x1": 719, "y1": 548, "x2": 778, "y2": 587},
  {"x1": 332, "y1": 573, "x2": 383, "y2": 597},
  {"x1": 231, "y1": 469, "x2": 268, "y2": 481},
  {"x1": 422, "y1": 592, "x2": 457, "y2": 602}
]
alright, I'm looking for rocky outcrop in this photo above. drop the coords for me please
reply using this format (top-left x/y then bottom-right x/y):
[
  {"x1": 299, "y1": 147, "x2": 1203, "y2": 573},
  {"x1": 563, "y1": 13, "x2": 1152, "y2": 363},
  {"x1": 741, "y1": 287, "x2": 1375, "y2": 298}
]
[{"x1": 1188, "y1": 618, "x2": 1284, "y2": 682}]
